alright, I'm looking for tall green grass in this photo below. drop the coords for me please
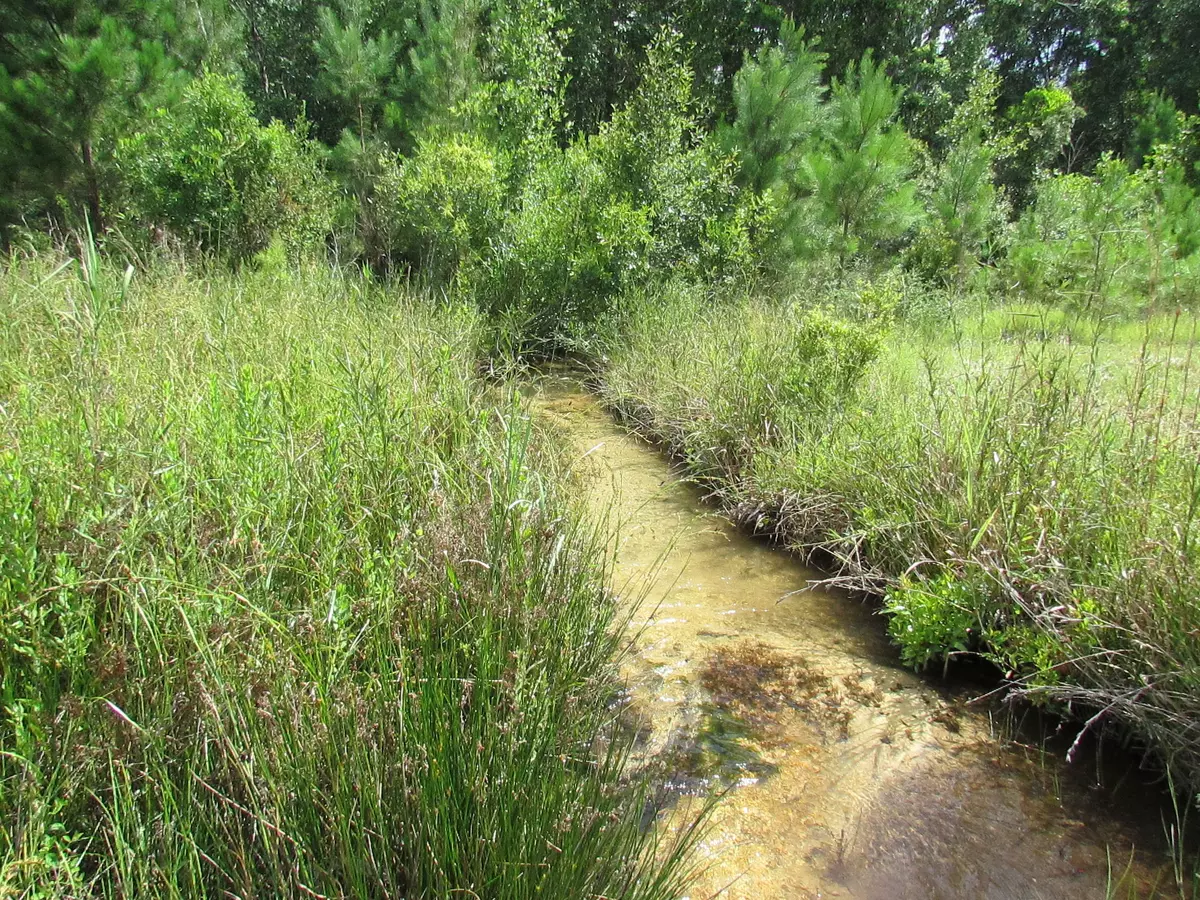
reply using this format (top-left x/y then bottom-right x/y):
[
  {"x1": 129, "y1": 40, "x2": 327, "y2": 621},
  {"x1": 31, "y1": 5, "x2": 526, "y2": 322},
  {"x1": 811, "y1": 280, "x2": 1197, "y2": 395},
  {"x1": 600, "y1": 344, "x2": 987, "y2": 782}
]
[
  {"x1": 602, "y1": 278, "x2": 1200, "y2": 791},
  {"x1": 0, "y1": 255, "x2": 699, "y2": 897}
]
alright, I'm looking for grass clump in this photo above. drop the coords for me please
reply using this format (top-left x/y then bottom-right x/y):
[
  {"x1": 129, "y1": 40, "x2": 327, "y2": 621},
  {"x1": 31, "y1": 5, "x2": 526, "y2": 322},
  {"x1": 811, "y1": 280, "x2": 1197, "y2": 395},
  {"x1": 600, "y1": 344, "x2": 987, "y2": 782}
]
[
  {"x1": 602, "y1": 276, "x2": 1200, "y2": 791},
  {"x1": 0, "y1": 255, "x2": 698, "y2": 897}
]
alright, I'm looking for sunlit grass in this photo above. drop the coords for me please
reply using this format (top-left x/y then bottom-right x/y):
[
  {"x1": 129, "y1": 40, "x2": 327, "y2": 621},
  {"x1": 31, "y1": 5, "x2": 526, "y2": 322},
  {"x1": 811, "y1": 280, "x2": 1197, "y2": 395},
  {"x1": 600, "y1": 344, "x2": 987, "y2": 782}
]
[
  {"x1": 602, "y1": 278, "x2": 1200, "y2": 795},
  {"x1": 0, "y1": 255, "x2": 701, "y2": 897}
]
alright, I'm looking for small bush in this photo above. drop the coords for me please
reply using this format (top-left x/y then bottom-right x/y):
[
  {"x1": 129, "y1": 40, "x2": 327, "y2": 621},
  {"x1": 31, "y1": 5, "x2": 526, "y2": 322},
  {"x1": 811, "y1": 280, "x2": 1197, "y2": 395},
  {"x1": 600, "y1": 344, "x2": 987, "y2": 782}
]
[
  {"x1": 604, "y1": 288, "x2": 881, "y2": 481},
  {"x1": 375, "y1": 133, "x2": 507, "y2": 282},
  {"x1": 117, "y1": 73, "x2": 334, "y2": 261},
  {"x1": 885, "y1": 573, "x2": 984, "y2": 670}
]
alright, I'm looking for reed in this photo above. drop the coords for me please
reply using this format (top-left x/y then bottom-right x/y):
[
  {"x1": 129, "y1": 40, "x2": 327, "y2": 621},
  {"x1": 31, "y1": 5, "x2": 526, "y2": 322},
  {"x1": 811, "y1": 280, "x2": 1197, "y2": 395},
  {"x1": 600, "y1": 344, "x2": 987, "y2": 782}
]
[{"x1": 0, "y1": 253, "x2": 700, "y2": 897}]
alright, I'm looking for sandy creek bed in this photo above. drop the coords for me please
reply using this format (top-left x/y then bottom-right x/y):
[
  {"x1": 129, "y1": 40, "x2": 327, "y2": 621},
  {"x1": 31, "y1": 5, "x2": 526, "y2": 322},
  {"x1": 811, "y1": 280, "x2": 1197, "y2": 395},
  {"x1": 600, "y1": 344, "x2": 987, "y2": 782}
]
[{"x1": 529, "y1": 373, "x2": 1172, "y2": 900}]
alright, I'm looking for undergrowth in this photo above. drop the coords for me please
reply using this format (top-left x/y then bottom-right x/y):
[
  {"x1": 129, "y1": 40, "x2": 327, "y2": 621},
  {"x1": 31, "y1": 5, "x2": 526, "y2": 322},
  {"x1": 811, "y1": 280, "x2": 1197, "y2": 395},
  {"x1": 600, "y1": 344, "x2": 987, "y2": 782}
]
[
  {"x1": 601, "y1": 275, "x2": 1200, "y2": 794},
  {"x1": 0, "y1": 254, "x2": 701, "y2": 897}
]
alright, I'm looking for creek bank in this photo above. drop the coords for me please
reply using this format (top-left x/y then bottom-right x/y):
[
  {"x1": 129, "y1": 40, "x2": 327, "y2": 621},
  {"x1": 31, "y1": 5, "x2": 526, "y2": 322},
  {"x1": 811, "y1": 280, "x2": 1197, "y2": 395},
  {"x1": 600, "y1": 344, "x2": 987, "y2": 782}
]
[
  {"x1": 599, "y1": 382, "x2": 1190, "y2": 780},
  {"x1": 529, "y1": 372, "x2": 1180, "y2": 900}
]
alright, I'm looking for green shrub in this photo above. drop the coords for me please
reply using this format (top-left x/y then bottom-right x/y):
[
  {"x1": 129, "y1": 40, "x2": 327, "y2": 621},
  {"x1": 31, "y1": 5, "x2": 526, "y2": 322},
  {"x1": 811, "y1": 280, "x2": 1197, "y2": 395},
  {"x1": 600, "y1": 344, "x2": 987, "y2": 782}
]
[
  {"x1": 885, "y1": 573, "x2": 984, "y2": 670},
  {"x1": 479, "y1": 143, "x2": 652, "y2": 351},
  {"x1": 992, "y1": 86, "x2": 1079, "y2": 210},
  {"x1": 589, "y1": 31, "x2": 757, "y2": 283},
  {"x1": 605, "y1": 288, "x2": 881, "y2": 480},
  {"x1": 375, "y1": 133, "x2": 507, "y2": 282},
  {"x1": 117, "y1": 73, "x2": 334, "y2": 261},
  {"x1": 476, "y1": 30, "x2": 757, "y2": 353}
]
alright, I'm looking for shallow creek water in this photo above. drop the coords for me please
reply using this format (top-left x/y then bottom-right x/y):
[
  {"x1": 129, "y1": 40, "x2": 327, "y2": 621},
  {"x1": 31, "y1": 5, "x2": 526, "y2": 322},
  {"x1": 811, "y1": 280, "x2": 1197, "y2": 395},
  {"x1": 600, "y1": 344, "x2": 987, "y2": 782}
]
[{"x1": 529, "y1": 373, "x2": 1171, "y2": 900}]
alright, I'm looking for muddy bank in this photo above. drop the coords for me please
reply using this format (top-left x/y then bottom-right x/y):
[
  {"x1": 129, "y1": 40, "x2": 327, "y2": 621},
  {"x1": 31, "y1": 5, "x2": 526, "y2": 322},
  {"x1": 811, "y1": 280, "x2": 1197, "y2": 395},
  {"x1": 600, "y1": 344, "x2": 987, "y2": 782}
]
[{"x1": 529, "y1": 372, "x2": 1177, "y2": 900}]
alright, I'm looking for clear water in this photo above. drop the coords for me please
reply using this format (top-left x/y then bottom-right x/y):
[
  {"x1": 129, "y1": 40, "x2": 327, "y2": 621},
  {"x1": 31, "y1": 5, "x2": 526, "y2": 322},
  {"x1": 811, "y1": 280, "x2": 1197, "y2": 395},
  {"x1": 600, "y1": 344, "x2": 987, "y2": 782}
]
[{"x1": 531, "y1": 373, "x2": 1170, "y2": 900}]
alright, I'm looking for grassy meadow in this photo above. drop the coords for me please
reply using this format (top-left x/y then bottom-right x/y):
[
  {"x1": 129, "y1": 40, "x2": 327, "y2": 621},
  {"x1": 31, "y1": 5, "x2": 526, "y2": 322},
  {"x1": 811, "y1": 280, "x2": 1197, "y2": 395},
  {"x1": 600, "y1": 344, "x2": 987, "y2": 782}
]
[
  {"x1": 6, "y1": 0, "x2": 1200, "y2": 889},
  {"x1": 601, "y1": 276, "x2": 1200, "y2": 789},
  {"x1": 0, "y1": 256, "x2": 699, "y2": 897}
]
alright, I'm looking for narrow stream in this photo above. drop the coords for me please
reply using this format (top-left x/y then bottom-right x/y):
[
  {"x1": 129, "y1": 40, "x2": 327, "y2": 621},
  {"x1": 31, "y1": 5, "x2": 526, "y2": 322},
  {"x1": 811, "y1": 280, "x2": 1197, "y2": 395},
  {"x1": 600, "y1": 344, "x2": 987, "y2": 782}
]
[{"x1": 530, "y1": 373, "x2": 1171, "y2": 900}]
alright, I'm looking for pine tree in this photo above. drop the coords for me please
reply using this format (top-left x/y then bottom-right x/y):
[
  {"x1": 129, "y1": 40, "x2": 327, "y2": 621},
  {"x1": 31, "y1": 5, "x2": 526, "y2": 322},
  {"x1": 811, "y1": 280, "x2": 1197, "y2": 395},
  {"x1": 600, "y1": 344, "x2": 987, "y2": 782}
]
[
  {"x1": 925, "y1": 69, "x2": 1002, "y2": 286},
  {"x1": 166, "y1": 0, "x2": 246, "y2": 77},
  {"x1": 805, "y1": 52, "x2": 921, "y2": 267},
  {"x1": 231, "y1": 0, "x2": 323, "y2": 128},
  {"x1": 719, "y1": 20, "x2": 827, "y2": 198},
  {"x1": 0, "y1": 0, "x2": 179, "y2": 238},
  {"x1": 403, "y1": 0, "x2": 486, "y2": 138},
  {"x1": 313, "y1": 0, "x2": 400, "y2": 149},
  {"x1": 716, "y1": 19, "x2": 827, "y2": 263}
]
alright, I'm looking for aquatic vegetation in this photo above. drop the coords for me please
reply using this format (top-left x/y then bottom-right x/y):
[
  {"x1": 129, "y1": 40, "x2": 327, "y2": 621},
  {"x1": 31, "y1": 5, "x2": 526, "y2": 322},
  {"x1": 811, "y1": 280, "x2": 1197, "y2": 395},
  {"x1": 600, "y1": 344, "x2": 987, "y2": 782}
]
[{"x1": 699, "y1": 641, "x2": 852, "y2": 742}]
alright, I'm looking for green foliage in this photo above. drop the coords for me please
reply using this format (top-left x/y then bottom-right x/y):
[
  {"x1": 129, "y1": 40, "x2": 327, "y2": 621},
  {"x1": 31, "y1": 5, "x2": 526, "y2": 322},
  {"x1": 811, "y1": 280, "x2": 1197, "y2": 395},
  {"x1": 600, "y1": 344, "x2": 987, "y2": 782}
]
[
  {"x1": 603, "y1": 287, "x2": 881, "y2": 480},
  {"x1": 717, "y1": 20, "x2": 827, "y2": 269},
  {"x1": 0, "y1": 457, "x2": 46, "y2": 707},
  {"x1": 0, "y1": 0, "x2": 181, "y2": 237},
  {"x1": 804, "y1": 53, "x2": 921, "y2": 266},
  {"x1": 484, "y1": 0, "x2": 568, "y2": 190},
  {"x1": 1160, "y1": 164, "x2": 1200, "y2": 260},
  {"x1": 593, "y1": 31, "x2": 756, "y2": 279},
  {"x1": 885, "y1": 573, "x2": 982, "y2": 670},
  {"x1": 117, "y1": 73, "x2": 334, "y2": 260},
  {"x1": 1008, "y1": 155, "x2": 1199, "y2": 311},
  {"x1": 235, "y1": 0, "x2": 325, "y2": 128},
  {"x1": 375, "y1": 133, "x2": 507, "y2": 281},
  {"x1": 992, "y1": 85, "x2": 1079, "y2": 210},
  {"x1": 907, "y1": 70, "x2": 1004, "y2": 285},
  {"x1": 476, "y1": 29, "x2": 756, "y2": 353},
  {"x1": 479, "y1": 143, "x2": 653, "y2": 350},
  {"x1": 314, "y1": 0, "x2": 399, "y2": 144},
  {"x1": 401, "y1": 0, "x2": 487, "y2": 138},
  {"x1": 781, "y1": 0, "x2": 930, "y2": 89},
  {"x1": 1130, "y1": 92, "x2": 1188, "y2": 170},
  {"x1": 720, "y1": 21, "x2": 827, "y2": 197},
  {"x1": 166, "y1": 0, "x2": 247, "y2": 77},
  {"x1": 731, "y1": 306, "x2": 880, "y2": 428},
  {"x1": 0, "y1": 258, "x2": 702, "y2": 899}
]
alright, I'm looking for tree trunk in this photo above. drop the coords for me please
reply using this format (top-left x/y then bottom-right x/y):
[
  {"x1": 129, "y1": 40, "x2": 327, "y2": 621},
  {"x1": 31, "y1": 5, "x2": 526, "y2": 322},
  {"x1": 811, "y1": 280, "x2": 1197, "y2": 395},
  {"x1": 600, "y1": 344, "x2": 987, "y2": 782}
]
[{"x1": 82, "y1": 137, "x2": 104, "y2": 233}]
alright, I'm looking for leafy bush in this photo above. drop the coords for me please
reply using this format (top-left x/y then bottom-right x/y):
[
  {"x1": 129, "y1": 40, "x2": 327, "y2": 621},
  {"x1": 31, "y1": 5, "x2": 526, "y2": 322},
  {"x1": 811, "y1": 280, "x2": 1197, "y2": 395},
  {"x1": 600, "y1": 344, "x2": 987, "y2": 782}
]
[
  {"x1": 375, "y1": 133, "x2": 507, "y2": 282},
  {"x1": 477, "y1": 30, "x2": 758, "y2": 353},
  {"x1": 478, "y1": 143, "x2": 652, "y2": 350},
  {"x1": 992, "y1": 85, "x2": 1079, "y2": 210},
  {"x1": 590, "y1": 30, "x2": 757, "y2": 282},
  {"x1": 885, "y1": 573, "x2": 993, "y2": 670},
  {"x1": 117, "y1": 73, "x2": 334, "y2": 261}
]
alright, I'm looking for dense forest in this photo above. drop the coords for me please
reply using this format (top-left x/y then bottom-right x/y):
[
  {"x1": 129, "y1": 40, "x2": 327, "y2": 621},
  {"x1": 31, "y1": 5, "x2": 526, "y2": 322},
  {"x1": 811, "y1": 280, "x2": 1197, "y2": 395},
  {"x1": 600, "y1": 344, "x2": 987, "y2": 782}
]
[
  {"x1": 2, "y1": 0, "x2": 1198, "y2": 273},
  {"x1": 3, "y1": 0, "x2": 1200, "y2": 896}
]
